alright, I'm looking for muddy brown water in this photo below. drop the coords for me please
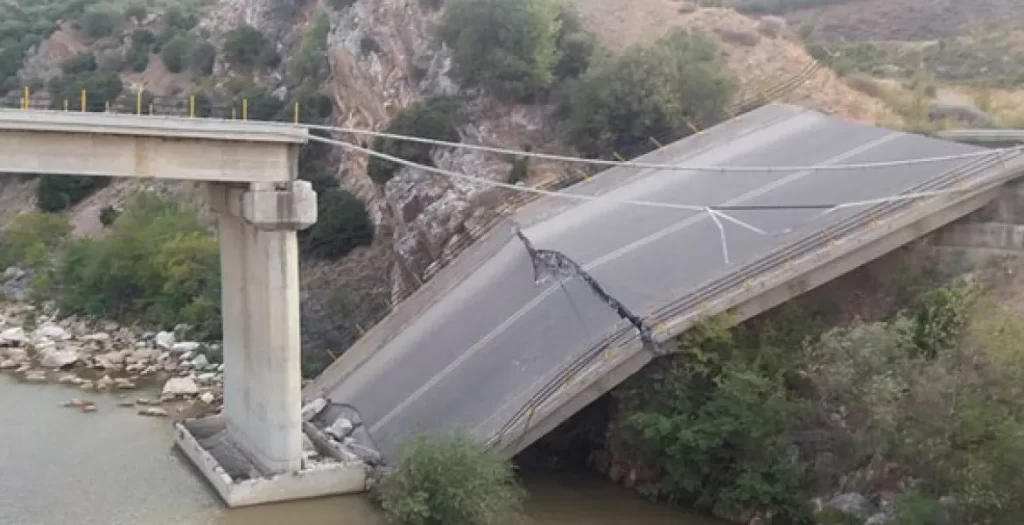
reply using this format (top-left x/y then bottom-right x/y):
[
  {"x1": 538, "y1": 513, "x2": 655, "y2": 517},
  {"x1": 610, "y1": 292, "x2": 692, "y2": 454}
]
[{"x1": 0, "y1": 375, "x2": 721, "y2": 525}]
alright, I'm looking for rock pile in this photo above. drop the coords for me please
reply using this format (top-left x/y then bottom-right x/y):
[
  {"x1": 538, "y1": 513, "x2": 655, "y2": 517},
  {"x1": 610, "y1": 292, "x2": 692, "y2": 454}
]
[{"x1": 0, "y1": 299, "x2": 225, "y2": 417}]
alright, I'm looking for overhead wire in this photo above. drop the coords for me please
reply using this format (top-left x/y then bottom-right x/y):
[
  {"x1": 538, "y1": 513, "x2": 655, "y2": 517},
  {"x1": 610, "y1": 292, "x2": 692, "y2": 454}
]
[
  {"x1": 307, "y1": 134, "x2": 1003, "y2": 223},
  {"x1": 303, "y1": 122, "x2": 1022, "y2": 173}
]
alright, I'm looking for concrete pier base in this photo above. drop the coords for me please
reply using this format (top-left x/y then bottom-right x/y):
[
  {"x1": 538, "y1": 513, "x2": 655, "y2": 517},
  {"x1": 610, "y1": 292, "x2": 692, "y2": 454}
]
[{"x1": 174, "y1": 416, "x2": 368, "y2": 507}]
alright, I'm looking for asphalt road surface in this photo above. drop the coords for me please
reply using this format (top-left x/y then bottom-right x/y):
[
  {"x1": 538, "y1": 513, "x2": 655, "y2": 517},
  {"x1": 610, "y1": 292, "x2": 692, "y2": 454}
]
[{"x1": 310, "y1": 104, "x2": 984, "y2": 461}]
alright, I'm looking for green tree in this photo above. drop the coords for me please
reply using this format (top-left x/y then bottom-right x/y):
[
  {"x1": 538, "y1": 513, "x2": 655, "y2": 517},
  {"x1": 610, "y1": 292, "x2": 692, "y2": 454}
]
[
  {"x1": 161, "y1": 34, "x2": 191, "y2": 73},
  {"x1": 299, "y1": 184, "x2": 374, "y2": 260},
  {"x1": 124, "y1": 3, "x2": 148, "y2": 23},
  {"x1": 287, "y1": 12, "x2": 330, "y2": 85},
  {"x1": 224, "y1": 25, "x2": 279, "y2": 69},
  {"x1": 0, "y1": 211, "x2": 72, "y2": 270},
  {"x1": 376, "y1": 434, "x2": 525, "y2": 525},
  {"x1": 60, "y1": 52, "x2": 97, "y2": 75},
  {"x1": 79, "y1": 6, "x2": 121, "y2": 39},
  {"x1": 189, "y1": 42, "x2": 217, "y2": 75},
  {"x1": 164, "y1": 6, "x2": 199, "y2": 31},
  {"x1": 48, "y1": 70, "x2": 124, "y2": 111},
  {"x1": 566, "y1": 30, "x2": 735, "y2": 158},
  {"x1": 439, "y1": 0, "x2": 562, "y2": 100},
  {"x1": 367, "y1": 96, "x2": 462, "y2": 185},
  {"x1": 36, "y1": 175, "x2": 110, "y2": 212}
]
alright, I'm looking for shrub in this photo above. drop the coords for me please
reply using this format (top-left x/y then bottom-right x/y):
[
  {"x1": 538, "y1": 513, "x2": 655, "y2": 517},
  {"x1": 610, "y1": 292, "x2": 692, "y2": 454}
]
[
  {"x1": 508, "y1": 156, "x2": 529, "y2": 184},
  {"x1": 439, "y1": 0, "x2": 562, "y2": 100},
  {"x1": 328, "y1": 0, "x2": 357, "y2": 9},
  {"x1": 124, "y1": 3, "x2": 148, "y2": 23},
  {"x1": 0, "y1": 211, "x2": 72, "y2": 270},
  {"x1": 375, "y1": 434, "x2": 525, "y2": 525},
  {"x1": 224, "y1": 25, "x2": 279, "y2": 70},
  {"x1": 60, "y1": 52, "x2": 97, "y2": 75},
  {"x1": 56, "y1": 194, "x2": 222, "y2": 339},
  {"x1": 48, "y1": 71, "x2": 124, "y2": 111},
  {"x1": 36, "y1": 175, "x2": 110, "y2": 212},
  {"x1": 617, "y1": 315, "x2": 812, "y2": 523},
  {"x1": 98, "y1": 205, "x2": 120, "y2": 227},
  {"x1": 299, "y1": 185, "x2": 374, "y2": 260},
  {"x1": 287, "y1": 13, "x2": 330, "y2": 84},
  {"x1": 164, "y1": 6, "x2": 199, "y2": 31},
  {"x1": 161, "y1": 34, "x2": 192, "y2": 73},
  {"x1": 240, "y1": 88, "x2": 286, "y2": 120},
  {"x1": 189, "y1": 42, "x2": 217, "y2": 75},
  {"x1": 79, "y1": 6, "x2": 122, "y2": 39},
  {"x1": 367, "y1": 96, "x2": 462, "y2": 185},
  {"x1": 566, "y1": 30, "x2": 735, "y2": 158}
]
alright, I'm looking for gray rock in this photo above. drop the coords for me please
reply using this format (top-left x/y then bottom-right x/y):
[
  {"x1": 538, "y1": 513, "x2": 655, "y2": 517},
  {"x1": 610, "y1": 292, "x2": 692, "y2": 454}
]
[
  {"x1": 3, "y1": 267, "x2": 25, "y2": 281},
  {"x1": 0, "y1": 359, "x2": 16, "y2": 369},
  {"x1": 138, "y1": 407, "x2": 169, "y2": 417},
  {"x1": 928, "y1": 102, "x2": 996, "y2": 128},
  {"x1": 171, "y1": 342, "x2": 200, "y2": 354},
  {"x1": 57, "y1": 374, "x2": 78, "y2": 384},
  {"x1": 114, "y1": 377, "x2": 136, "y2": 390},
  {"x1": 199, "y1": 391, "x2": 215, "y2": 404},
  {"x1": 162, "y1": 377, "x2": 199, "y2": 397},
  {"x1": 191, "y1": 354, "x2": 209, "y2": 368},
  {"x1": 35, "y1": 323, "x2": 70, "y2": 342},
  {"x1": 4, "y1": 347, "x2": 28, "y2": 362},
  {"x1": 82, "y1": 404, "x2": 98, "y2": 413},
  {"x1": 826, "y1": 493, "x2": 878, "y2": 520},
  {"x1": 39, "y1": 348, "x2": 79, "y2": 368},
  {"x1": 865, "y1": 513, "x2": 890, "y2": 525},
  {"x1": 155, "y1": 331, "x2": 176, "y2": 350},
  {"x1": 326, "y1": 417, "x2": 354, "y2": 440},
  {"x1": 0, "y1": 327, "x2": 28, "y2": 346},
  {"x1": 96, "y1": 375, "x2": 114, "y2": 390},
  {"x1": 81, "y1": 333, "x2": 111, "y2": 344},
  {"x1": 301, "y1": 398, "x2": 329, "y2": 421},
  {"x1": 23, "y1": 370, "x2": 47, "y2": 382}
]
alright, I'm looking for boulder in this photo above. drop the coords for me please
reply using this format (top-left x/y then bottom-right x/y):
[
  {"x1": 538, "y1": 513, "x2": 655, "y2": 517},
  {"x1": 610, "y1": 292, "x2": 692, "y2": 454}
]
[
  {"x1": 39, "y1": 348, "x2": 80, "y2": 368},
  {"x1": 96, "y1": 375, "x2": 114, "y2": 390},
  {"x1": 162, "y1": 377, "x2": 199, "y2": 397},
  {"x1": 191, "y1": 354, "x2": 209, "y2": 368},
  {"x1": 155, "y1": 331, "x2": 176, "y2": 350},
  {"x1": 3, "y1": 267, "x2": 25, "y2": 281},
  {"x1": 0, "y1": 359, "x2": 17, "y2": 369},
  {"x1": 82, "y1": 404, "x2": 98, "y2": 413},
  {"x1": 4, "y1": 347, "x2": 28, "y2": 362},
  {"x1": 138, "y1": 407, "x2": 169, "y2": 417},
  {"x1": 928, "y1": 102, "x2": 996, "y2": 128},
  {"x1": 23, "y1": 370, "x2": 47, "y2": 382},
  {"x1": 0, "y1": 327, "x2": 28, "y2": 346},
  {"x1": 114, "y1": 378, "x2": 136, "y2": 390},
  {"x1": 326, "y1": 417, "x2": 354, "y2": 440},
  {"x1": 131, "y1": 348, "x2": 156, "y2": 362},
  {"x1": 171, "y1": 342, "x2": 200, "y2": 354},
  {"x1": 35, "y1": 323, "x2": 70, "y2": 342},
  {"x1": 825, "y1": 493, "x2": 877, "y2": 520},
  {"x1": 81, "y1": 333, "x2": 111, "y2": 344},
  {"x1": 199, "y1": 392, "x2": 215, "y2": 404}
]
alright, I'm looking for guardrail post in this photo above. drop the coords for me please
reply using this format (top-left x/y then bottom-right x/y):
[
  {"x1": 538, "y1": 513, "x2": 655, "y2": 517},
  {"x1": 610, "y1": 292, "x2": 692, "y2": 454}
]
[
  {"x1": 80, "y1": 90, "x2": 86, "y2": 112},
  {"x1": 243, "y1": 99, "x2": 249, "y2": 121},
  {"x1": 63, "y1": 99, "x2": 68, "y2": 112},
  {"x1": 22, "y1": 86, "x2": 28, "y2": 111},
  {"x1": 294, "y1": 102, "x2": 300, "y2": 124},
  {"x1": 189, "y1": 95, "x2": 196, "y2": 118}
]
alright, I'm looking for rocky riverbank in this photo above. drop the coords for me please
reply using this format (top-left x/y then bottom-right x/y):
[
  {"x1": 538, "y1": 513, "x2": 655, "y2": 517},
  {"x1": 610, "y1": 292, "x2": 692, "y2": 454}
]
[{"x1": 0, "y1": 300, "x2": 223, "y2": 418}]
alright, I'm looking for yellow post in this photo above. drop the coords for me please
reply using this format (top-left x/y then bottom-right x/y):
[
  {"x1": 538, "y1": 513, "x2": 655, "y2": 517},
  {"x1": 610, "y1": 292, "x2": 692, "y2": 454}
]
[
  {"x1": 612, "y1": 152, "x2": 626, "y2": 162},
  {"x1": 104, "y1": 100, "x2": 110, "y2": 113},
  {"x1": 189, "y1": 95, "x2": 195, "y2": 118},
  {"x1": 649, "y1": 136, "x2": 664, "y2": 149},
  {"x1": 293, "y1": 101, "x2": 300, "y2": 124},
  {"x1": 136, "y1": 91, "x2": 142, "y2": 115},
  {"x1": 149, "y1": 103, "x2": 154, "y2": 115},
  {"x1": 22, "y1": 86, "x2": 28, "y2": 111},
  {"x1": 685, "y1": 118, "x2": 701, "y2": 134},
  {"x1": 63, "y1": 99, "x2": 69, "y2": 112},
  {"x1": 242, "y1": 99, "x2": 248, "y2": 121},
  {"x1": 231, "y1": 107, "x2": 237, "y2": 120},
  {"x1": 81, "y1": 90, "x2": 86, "y2": 112}
]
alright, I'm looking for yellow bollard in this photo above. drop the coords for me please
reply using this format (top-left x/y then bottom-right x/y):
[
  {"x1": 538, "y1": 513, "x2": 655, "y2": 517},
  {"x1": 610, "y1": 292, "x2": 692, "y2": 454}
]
[
  {"x1": 63, "y1": 99, "x2": 69, "y2": 112},
  {"x1": 136, "y1": 92, "x2": 142, "y2": 115},
  {"x1": 81, "y1": 90, "x2": 86, "y2": 112},
  {"x1": 612, "y1": 152, "x2": 626, "y2": 162},
  {"x1": 104, "y1": 100, "x2": 110, "y2": 113},
  {"x1": 22, "y1": 86, "x2": 28, "y2": 111},
  {"x1": 242, "y1": 99, "x2": 248, "y2": 121},
  {"x1": 294, "y1": 101, "x2": 300, "y2": 124},
  {"x1": 649, "y1": 136, "x2": 664, "y2": 149},
  {"x1": 189, "y1": 95, "x2": 196, "y2": 118},
  {"x1": 149, "y1": 103, "x2": 153, "y2": 115},
  {"x1": 685, "y1": 118, "x2": 701, "y2": 134}
]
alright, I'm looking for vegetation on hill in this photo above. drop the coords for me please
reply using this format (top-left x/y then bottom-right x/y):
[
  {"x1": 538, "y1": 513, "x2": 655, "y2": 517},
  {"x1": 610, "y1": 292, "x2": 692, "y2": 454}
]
[
  {"x1": 367, "y1": 96, "x2": 463, "y2": 185},
  {"x1": 722, "y1": 0, "x2": 860, "y2": 14},
  {"x1": 565, "y1": 30, "x2": 735, "y2": 158}
]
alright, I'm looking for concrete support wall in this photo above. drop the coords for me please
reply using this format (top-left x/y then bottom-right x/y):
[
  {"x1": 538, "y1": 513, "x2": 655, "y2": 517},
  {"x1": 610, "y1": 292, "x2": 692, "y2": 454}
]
[{"x1": 209, "y1": 181, "x2": 317, "y2": 474}]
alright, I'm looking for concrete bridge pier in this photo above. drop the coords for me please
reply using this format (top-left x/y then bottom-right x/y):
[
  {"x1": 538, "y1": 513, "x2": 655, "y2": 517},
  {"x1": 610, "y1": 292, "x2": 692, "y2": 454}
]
[{"x1": 209, "y1": 180, "x2": 316, "y2": 474}]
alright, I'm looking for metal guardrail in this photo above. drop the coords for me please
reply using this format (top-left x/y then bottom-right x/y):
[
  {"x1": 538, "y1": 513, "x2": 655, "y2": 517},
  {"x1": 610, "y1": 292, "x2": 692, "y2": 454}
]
[{"x1": 488, "y1": 147, "x2": 1023, "y2": 447}]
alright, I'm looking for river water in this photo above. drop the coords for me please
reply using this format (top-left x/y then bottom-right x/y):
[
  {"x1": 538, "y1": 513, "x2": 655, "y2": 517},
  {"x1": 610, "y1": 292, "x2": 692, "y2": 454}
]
[{"x1": 0, "y1": 375, "x2": 719, "y2": 525}]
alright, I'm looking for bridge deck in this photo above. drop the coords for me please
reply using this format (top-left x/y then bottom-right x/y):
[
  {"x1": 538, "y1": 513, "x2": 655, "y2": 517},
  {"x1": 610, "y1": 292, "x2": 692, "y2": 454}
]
[{"x1": 307, "y1": 104, "x2": 996, "y2": 461}]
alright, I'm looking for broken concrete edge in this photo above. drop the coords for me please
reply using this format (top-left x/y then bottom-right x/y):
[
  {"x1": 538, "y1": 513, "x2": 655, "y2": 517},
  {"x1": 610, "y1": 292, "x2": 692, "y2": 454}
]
[{"x1": 174, "y1": 416, "x2": 369, "y2": 507}]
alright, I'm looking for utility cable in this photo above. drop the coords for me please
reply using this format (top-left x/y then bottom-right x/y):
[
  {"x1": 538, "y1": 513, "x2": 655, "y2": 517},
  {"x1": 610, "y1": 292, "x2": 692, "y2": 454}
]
[
  {"x1": 307, "y1": 134, "x2": 1001, "y2": 223},
  {"x1": 304, "y1": 122, "x2": 1021, "y2": 173}
]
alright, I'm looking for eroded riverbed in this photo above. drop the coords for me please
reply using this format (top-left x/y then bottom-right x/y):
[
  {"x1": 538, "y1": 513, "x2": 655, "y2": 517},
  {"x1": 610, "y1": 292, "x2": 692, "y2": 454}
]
[{"x1": 0, "y1": 375, "x2": 720, "y2": 525}]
